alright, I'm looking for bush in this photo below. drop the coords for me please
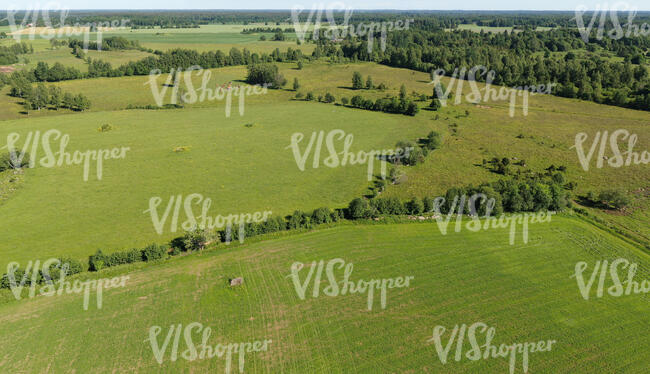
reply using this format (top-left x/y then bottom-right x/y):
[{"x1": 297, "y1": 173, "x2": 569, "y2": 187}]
[
  {"x1": 424, "y1": 131, "x2": 442, "y2": 150},
  {"x1": 58, "y1": 257, "x2": 84, "y2": 275},
  {"x1": 98, "y1": 123, "x2": 114, "y2": 132},
  {"x1": 142, "y1": 244, "x2": 168, "y2": 261},
  {"x1": 305, "y1": 92, "x2": 314, "y2": 101},
  {"x1": 246, "y1": 63, "x2": 285, "y2": 88},
  {"x1": 406, "y1": 197, "x2": 424, "y2": 215},
  {"x1": 598, "y1": 190, "x2": 630, "y2": 209},
  {"x1": 352, "y1": 71, "x2": 363, "y2": 89},
  {"x1": 324, "y1": 92, "x2": 336, "y2": 103},
  {"x1": 88, "y1": 250, "x2": 106, "y2": 272},
  {"x1": 348, "y1": 198, "x2": 369, "y2": 219},
  {"x1": 311, "y1": 207, "x2": 332, "y2": 225},
  {"x1": 183, "y1": 228, "x2": 216, "y2": 251},
  {"x1": 0, "y1": 151, "x2": 31, "y2": 171},
  {"x1": 423, "y1": 197, "x2": 435, "y2": 212},
  {"x1": 288, "y1": 210, "x2": 310, "y2": 229}
]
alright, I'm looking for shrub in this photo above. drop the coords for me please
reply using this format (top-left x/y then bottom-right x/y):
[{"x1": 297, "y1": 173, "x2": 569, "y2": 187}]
[
  {"x1": 246, "y1": 63, "x2": 285, "y2": 88},
  {"x1": 88, "y1": 250, "x2": 106, "y2": 272},
  {"x1": 97, "y1": 123, "x2": 114, "y2": 132},
  {"x1": 183, "y1": 228, "x2": 216, "y2": 251},
  {"x1": 305, "y1": 92, "x2": 314, "y2": 101},
  {"x1": 424, "y1": 131, "x2": 442, "y2": 150},
  {"x1": 352, "y1": 71, "x2": 363, "y2": 89},
  {"x1": 0, "y1": 151, "x2": 31, "y2": 171},
  {"x1": 406, "y1": 197, "x2": 424, "y2": 215},
  {"x1": 142, "y1": 244, "x2": 168, "y2": 261},
  {"x1": 311, "y1": 207, "x2": 332, "y2": 225},
  {"x1": 58, "y1": 257, "x2": 84, "y2": 275},
  {"x1": 324, "y1": 92, "x2": 336, "y2": 103},
  {"x1": 288, "y1": 210, "x2": 310, "y2": 229},
  {"x1": 598, "y1": 190, "x2": 630, "y2": 209},
  {"x1": 348, "y1": 198, "x2": 369, "y2": 219},
  {"x1": 423, "y1": 197, "x2": 435, "y2": 212}
]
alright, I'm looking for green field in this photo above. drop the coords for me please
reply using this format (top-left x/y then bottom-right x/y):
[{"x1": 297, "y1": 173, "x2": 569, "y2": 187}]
[
  {"x1": 0, "y1": 102, "x2": 431, "y2": 271},
  {"x1": 0, "y1": 217, "x2": 648, "y2": 373},
  {"x1": 1, "y1": 61, "x2": 648, "y2": 268},
  {"x1": 1, "y1": 16, "x2": 649, "y2": 373}
]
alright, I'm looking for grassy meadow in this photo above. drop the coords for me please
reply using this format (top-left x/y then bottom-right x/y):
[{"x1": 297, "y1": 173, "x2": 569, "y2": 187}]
[
  {"x1": 0, "y1": 60, "x2": 648, "y2": 267},
  {"x1": 0, "y1": 217, "x2": 648, "y2": 373},
  {"x1": 0, "y1": 102, "x2": 432, "y2": 271},
  {"x1": 1, "y1": 18, "x2": 649, "y2": 373}
]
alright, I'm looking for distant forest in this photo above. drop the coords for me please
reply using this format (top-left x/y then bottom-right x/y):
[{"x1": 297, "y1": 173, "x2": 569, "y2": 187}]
[{"x1": 2, "y1": 10, "x2": 649, "y2": 110}]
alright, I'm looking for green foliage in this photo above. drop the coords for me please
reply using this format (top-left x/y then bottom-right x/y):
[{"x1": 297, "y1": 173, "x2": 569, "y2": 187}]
[
  {"x1": 365, "y1": 75, "x2": 373, "y2": 89},
  {"x1": 88, "y1": 250, "x2": 106, "y2": 272},
  {"x1": 597, "y1": 190, "x2": 630, "y2": 210},
  {"x1": 141, "y1": 244, "x2": 168, "y2": 261},
  {"x1": 348, "y1": 198, "x2": 369, "y2": 219},
  {"x1": 405, "y1": 197, "x2": 424, "y2": 215},
  {"x1": 246, "y1": 63, "x2": 286, "y2": 88},
  {"x1": 424, "y1": 131, "x2": 442, "y2": 150},
  {"x1": 311, "y1": 207, "x2": 333, "y2": 225},
  {"x1": 352, "y1": 71, "x2": 363, "y2": 89},
  {"x1": 183, "y1": 228, "x2": 217, "y2": 251},
  {"x1": 323, "y1": 92, "x2": 336, "y2": 103}
]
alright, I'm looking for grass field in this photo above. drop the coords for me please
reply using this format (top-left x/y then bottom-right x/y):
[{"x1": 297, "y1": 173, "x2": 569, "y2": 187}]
[
  {"x1": 0, "y1": 102, "x2": 432, "y2": 271},
  {"x1": 1, "y1": 15, "x2": 650, "y2": 374},
  {"x1": 0, "y1": 216, "x2": 647, "y2": 373},
  {"x1": 1, "y1": 61, "x2": 648, "y2": 267}
]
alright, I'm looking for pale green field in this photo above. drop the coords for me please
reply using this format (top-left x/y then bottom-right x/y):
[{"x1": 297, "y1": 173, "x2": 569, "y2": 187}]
[
  {"x1": 0, "y1": 217, "x2": 647, "y2": 373},
  {"x1": 0, "y1": 102, "x2": 432, "y2": 271}
]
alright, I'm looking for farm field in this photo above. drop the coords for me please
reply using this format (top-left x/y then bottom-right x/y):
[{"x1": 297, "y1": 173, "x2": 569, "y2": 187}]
[
  {"x1": 1, "y1": 60, "x2": 648, "y2": 268},
  {"x1": 0, "y1": 102, "x2": 432, "y2": 271},
  {"x1": 1, "y1": 7, "x2": 649, "y2": 374},
  {"x1": 2, "y1": 60, "x2": 647, "y2": 245},
  {"x1": 0, "y1": 217, "x2": 648, "y2": 373}
]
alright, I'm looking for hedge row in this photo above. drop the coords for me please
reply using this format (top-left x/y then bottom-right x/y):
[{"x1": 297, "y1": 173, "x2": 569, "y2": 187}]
[{"x1": 0, "y1": 257, "x2": 83, "y2": 289}]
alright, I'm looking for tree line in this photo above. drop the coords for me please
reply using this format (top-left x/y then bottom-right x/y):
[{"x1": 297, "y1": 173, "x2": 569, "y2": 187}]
[
  {"x1": 316, "y1": 27, "x2": 650, "y2": 111},
  {"x1": 9, "y1": 80, "x2": 91, "y2": 112}
]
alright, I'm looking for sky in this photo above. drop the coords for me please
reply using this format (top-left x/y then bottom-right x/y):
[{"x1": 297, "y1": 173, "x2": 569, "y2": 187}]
[{"x1": 1, "y1": 1, "x2": 649, "y2": 11}]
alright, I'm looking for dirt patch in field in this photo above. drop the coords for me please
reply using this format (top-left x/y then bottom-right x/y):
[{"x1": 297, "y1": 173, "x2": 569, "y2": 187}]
[{"x1": 0, "y1": 66, "x2": 16, "y2": 73}]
